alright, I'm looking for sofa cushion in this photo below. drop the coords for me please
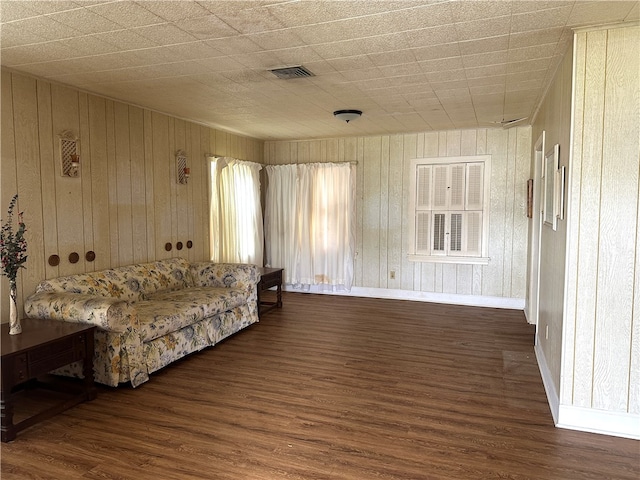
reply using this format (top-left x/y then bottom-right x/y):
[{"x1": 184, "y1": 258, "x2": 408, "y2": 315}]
[
  {"x1": 146, "y1": 287, "x2": 248, "y2": 318},
  {"x1": 137, "y1": 257, "x2": 192, "y2": 296},
  {"x1": 135, "y1": 300, "x2": 204, "y2": 342},
  {"x1": 33, "y1": 257, "x2": 192, "y2": 302}
]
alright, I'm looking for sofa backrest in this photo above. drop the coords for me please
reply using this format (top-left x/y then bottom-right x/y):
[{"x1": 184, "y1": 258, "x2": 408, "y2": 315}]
[{"x1": 34, "y1": 257, "x2": 192, "y2": 301}]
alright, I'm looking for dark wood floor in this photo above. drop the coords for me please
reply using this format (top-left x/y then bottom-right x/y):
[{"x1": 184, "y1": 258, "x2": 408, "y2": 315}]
[{"x1": 2, "y1": 292, "x2": 638, "y2": 479}]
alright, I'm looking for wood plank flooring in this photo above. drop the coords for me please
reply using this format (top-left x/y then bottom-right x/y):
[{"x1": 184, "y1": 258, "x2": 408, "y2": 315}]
[{"x1": 2, "y1": 293, "x2": 638, "y2": 479}]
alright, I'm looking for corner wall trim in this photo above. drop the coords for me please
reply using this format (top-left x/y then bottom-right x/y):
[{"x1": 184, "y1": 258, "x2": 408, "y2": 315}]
[
  {"x1": 283, "y1": 285, "x2": 525, "y2": 310},
  {"x1": 535, "y1": 342, "x2": 560, "y2": 424},
  {"x1": 535, "y1": 343, "x2": 640, "y2": 439}
]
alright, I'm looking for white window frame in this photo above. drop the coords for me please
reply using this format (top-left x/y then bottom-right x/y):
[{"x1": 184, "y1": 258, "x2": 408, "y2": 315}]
[{"x1": 408, "y1": 155, "x2": 491, "y2": 265}]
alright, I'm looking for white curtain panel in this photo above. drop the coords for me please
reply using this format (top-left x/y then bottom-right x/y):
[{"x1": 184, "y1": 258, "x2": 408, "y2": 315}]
[
  {"x1": 265, "y1": 162, "x2": 356, "y2": 291},
  {"x1": 209, "y1": 156, "x2": 263, "y2": 265}
]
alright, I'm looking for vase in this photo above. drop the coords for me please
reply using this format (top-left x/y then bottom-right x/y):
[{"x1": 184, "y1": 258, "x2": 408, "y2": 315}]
[{"x1": 9, "y1": 285, "x2": 21, "y2": 335}]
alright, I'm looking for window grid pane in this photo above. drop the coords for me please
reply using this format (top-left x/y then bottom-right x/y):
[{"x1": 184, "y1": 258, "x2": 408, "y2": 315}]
[
  {"x1": 433, "y1": 213, "x2": 446, "y2": 252},
  {"x1": 417, "y1": 166, "x2": 431, "y2": 208},
  {"x1": 451, "y1": 213, "x2": 462, "y2": 251},
  {"x1": 416, "y1": 212, "x2": 430, "y2": 252}
]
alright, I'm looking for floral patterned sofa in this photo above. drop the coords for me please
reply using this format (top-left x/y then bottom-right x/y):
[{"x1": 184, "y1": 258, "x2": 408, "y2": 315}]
[{"x1": 24, "y1": 258, "x2": 259, "y2": 388}]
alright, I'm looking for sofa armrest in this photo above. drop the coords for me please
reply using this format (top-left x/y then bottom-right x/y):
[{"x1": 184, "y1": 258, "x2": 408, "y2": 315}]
[
  {"x1": 24, "y1": 292, "x2": 137, "y2": 333},
  {"x1": 190, "y1": 262, "x2": 259, "y2": 290}
]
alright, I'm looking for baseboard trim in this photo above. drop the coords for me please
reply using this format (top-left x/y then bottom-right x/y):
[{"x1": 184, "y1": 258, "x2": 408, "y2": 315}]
[
  {"x1": 283, "y1": 285, "x2": 525, "y2": 310},
  {"x1": 557, "y1": 406, "x2": 640, "y2": 440},
  {"x1": 534, "y1": 343, "x2": 560, "y2": 424},
  {"x1": 534, "y1": 344, "x2": 639, "y2": 439}
]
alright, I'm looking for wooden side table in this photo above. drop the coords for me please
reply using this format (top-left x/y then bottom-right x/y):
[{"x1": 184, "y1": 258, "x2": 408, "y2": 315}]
[
  {"x1": 257, "y1": 267, "x2": 284, "y2": 317},
  {"x1": 1, "y1": 318, "x2": 97, "y2": 442}
]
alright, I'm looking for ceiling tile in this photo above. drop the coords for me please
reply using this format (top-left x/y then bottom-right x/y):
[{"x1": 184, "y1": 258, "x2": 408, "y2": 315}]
[
  {"x1": 88, "y1": 2, "x2": 165, "y2": 28},
  {"x1": 465, "y1": 63, "x2": 508, "y2": 79},
  {"x1": 419, "y1": 57, "x2": 465, "y2": 73},
  {"x1": 174, "y1": 14, "x2": 239, "y2": 40},
  {"x1": 61, "y1": 35, "x2": 122, "y2": 56},
  {"x1": 0, "y1": 1, "x2": 40, "y2": 22},
  {"x1": 510, "y1": 6, "x2": 573, "y2": 33},
  {"x1": 205, "y1": 36, "x2": 263, "y2": 55},
  {"x1": 328, "y1": 55, "x2": 377, "y2": 72},
  {"x1": 412, "y1": 43, "x2": 461, "y2": 61},
  {"x1": 0, "y1": 41, "x2": 76, "y2": 66},
  {"x1": 311, "y1": 40, "x2": 367, "y2": 60},
  {"x1": 378, "y1": 63, "x2": 425, "y2": 78},
  {"x1": 510, "y1": 1, "x2": 574, "y2": 14},
  {"x1": 356, "y1": 33, "x2": 412, "y2": 54},
  {"x1": 454, "y1": 16, "x2": 511, "y2": 41},
  {"x1": 508, "y1": 44, "x2": 556, "y2": 62},
  {"x1": 462, "y1": 51, "x2": 508, "y2": 68},
  {"x1": 429, "y1": 79, "x2": 469, "y2": 91},
  {"x1": 378, "y1": 2, "x2": 455, "y2": 30},
  {"x1": 509, "y1": 27, "x2": 564, "y2": 49},
  {"x1": 163, "y1": 41, "x2": 225, "y2": 61},
  {"x1": 214, "y1": 8, "x2": 285, "y2": 34},
  {"x1": 90, "y1": 29, "x2": 158, "y2": 50},
  {"x1": 47, "y1": 8, "x2": 123, "y2": 35},
  {"x1": 232, "y1": 51, "x2": 282, "y2": 69},
  {"x1": 467, "y1": 75, "x2": 506, "y2": 87},
  {"x1": 0, "y1": 22, "x2": 49, "y2": 48},
  {"x1": 139, "y1": 1, "x2": 212, "y2": 22},
  {"x1": 458, "y1": 35, "x2": 509, "y2": 55},
  {"x1": 404, "y1": 25, "x2": 459, "y2": 48},
  {"x1": 470, "y1": 84, "x2": 505, "y2": 95},
  {"x1": 3, "y1": 15, "x2": 70, "y2": 42},
  {"x1": 368, "y1": 50, "x2": 417, "y2": 67},
  {"x1": 133, "y1": 23, "x2": 199, "y2": 45},
  {"x1": 625, "y1": 1, "x2": 640, "y2": 20},
  {"x1": 24, "y1": 1, "x2": 81, "y2": 15},
  {"x1": 569, "y1": 1, "x2": 638, "y2": 26},
  {"x1": 340, "y1": 67, "x2": 384, "y2": 82},
  {"x1": 266, "y1": 1, "x2": 332, "y2": 27},
  {"x1": 246, "y1": 30, "x2": 306, "y2": 51},
  {"x1": 449, "y1": 0, "x2": 512, "y2": 22},
  {"x1": 274, "y1": 46, "x2": 325, "y2": 66},
  {"x1": 506, "y1": 58, "x2": 552, "y2": 74}
]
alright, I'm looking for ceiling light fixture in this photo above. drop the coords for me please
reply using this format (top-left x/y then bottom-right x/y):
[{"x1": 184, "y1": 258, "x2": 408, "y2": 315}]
[{"x1": 333, "y1": 109, "x2": 362, "y2": 123}]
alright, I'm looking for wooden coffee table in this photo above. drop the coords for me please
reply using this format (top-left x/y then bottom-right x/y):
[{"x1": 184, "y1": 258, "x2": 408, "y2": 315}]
[{"x1": 1, "y1": 318, "x2": 96, "y2": 442}]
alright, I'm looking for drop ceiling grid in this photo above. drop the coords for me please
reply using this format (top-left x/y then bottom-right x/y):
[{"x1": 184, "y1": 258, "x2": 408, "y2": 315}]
[{"x1": 1, "y1": 0, "x2": 638, "y2": 139}]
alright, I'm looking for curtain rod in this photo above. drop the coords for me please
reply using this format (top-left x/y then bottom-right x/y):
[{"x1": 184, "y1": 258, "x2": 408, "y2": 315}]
[
  {"x1": 206, "y1": 154, "x2": 357, "y2": 166},
  {"x1": 264, "y1": 160, "x2": 358, "y2": 165}
]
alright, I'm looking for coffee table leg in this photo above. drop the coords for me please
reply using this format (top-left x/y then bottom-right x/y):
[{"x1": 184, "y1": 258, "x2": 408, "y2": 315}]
[
  {"x1": 82, "y1": 331, "x2": 97, "y2": 401},
  {"x1": 276, "y1": 282, "x2": 282, "y2": 308},
  {"x1": 1, "y1": 384, "x2": 17, "y2": 442}
]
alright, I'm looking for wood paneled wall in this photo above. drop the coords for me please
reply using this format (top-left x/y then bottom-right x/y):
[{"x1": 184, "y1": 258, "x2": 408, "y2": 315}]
[
  {"x1": 562, "y1": 25, "x2": 640, "y2": 415},
  {"x1": 0, "y1": 70, "x2": 263, "y2": 319},
  {"x1": 531, "y1": 41, "x2": 574, "y2": 398},
  {"x1": 264, "y1": 126, "x2": 531, "y2": 300}
]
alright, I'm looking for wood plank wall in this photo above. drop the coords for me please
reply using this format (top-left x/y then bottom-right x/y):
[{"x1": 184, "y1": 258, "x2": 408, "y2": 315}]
[
  {"x1": 264, "y1": 126, "x2": 531, "y2": 300},
  {"x1": 0, "y1": 70, "x2": 264, "y2": 320},
  {"x1": 531, "y1": 43, "x2": 574, "y2": 399},
  {"x1": 562, "y1": 25, "x2": 640, "y2": 415}
]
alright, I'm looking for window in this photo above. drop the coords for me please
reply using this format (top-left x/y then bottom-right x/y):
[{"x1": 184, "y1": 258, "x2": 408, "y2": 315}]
[{"x1": 408, "y1": 155, "x2": 490, "y2": 264}]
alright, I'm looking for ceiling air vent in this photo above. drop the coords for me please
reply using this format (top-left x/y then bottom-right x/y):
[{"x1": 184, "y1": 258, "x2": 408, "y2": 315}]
[{"x1": 269, "y1": 65, "x2": 314, "y2": 79}]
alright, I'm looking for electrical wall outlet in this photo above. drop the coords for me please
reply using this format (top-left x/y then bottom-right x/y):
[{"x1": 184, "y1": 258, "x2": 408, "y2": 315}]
[{"x1": 390, "y1": 270, "x2": 396, "y2": 280}]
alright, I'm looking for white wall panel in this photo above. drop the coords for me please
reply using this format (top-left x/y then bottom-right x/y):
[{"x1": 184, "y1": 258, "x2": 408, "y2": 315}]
[{"x1": 560, "y1": 24, "x2": 639, "y2": 419}]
